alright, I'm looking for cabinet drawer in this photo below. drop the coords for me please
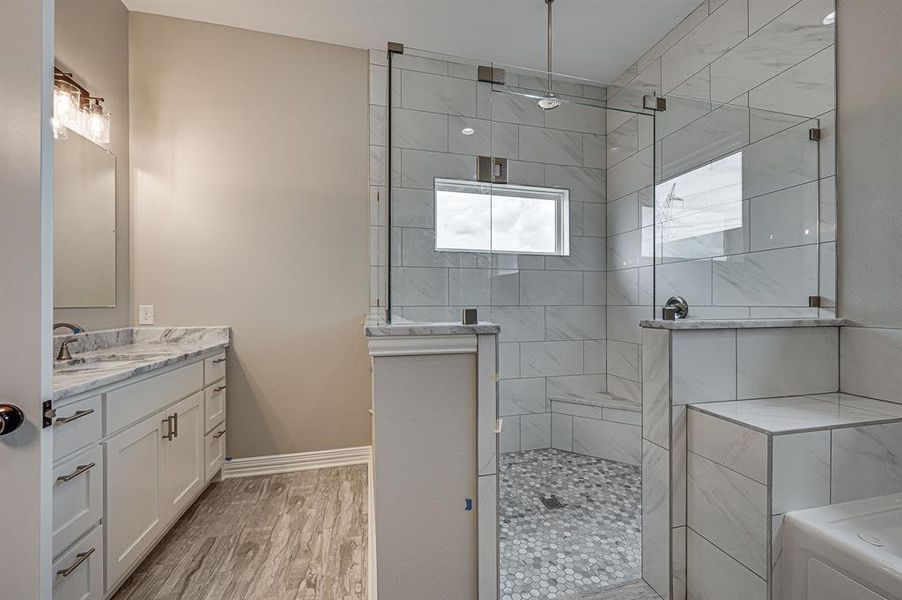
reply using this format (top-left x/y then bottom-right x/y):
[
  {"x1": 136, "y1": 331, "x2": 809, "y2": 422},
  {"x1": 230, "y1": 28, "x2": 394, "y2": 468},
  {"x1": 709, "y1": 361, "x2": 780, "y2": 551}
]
[
  {"x1": 204, "y1": 383, "x2": 227, "y2": 434},
  {"x1": 106, "y1": 361, "x2": 203, "y2": 434},
  {"x1": 205, "y1": 426, "x2": 226, "y2": 481},
  {"x1": 204, "y1": 352, "x2": 226, "y2": 386},
  {"x1": 53, "y1": 444, "x2": 103, "y2": 559},
  {"x1": 53, "y1": 524, "x2": 103, "y2": 600},
  {"x1": 54, "y1": 395, "x2": 102, "y2": 462}
]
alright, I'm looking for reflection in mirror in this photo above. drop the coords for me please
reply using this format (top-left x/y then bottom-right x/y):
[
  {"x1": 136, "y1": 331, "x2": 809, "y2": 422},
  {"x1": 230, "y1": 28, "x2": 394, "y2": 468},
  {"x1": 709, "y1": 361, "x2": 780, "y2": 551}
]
[{"x1": 54, "y1": 132, "x2": 116, "y2": 308}]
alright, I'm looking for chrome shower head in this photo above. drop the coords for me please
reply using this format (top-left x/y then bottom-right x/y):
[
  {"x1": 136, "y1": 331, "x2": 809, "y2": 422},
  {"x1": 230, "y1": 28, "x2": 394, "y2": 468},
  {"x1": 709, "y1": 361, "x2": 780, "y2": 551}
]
[
  {"x1": 537, "y1": 95, "x2": 561, "y2": 110},
  {"x1": 538, "y1": 0, "x2": 560, "y2": 111}
]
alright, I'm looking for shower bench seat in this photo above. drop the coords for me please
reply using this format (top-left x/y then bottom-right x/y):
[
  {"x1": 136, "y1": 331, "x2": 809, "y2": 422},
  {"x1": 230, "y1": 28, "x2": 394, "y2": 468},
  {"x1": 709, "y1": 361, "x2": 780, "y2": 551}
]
[{"x1": 549, "y1": 392, "x2": 641, "y2": 466}]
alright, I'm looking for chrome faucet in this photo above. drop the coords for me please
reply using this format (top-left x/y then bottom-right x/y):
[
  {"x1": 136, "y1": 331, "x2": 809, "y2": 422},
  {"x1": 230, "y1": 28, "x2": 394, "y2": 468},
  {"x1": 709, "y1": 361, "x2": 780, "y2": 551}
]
[{"x1": 54, "y1": 322, "x2": 85, "y2": 362}]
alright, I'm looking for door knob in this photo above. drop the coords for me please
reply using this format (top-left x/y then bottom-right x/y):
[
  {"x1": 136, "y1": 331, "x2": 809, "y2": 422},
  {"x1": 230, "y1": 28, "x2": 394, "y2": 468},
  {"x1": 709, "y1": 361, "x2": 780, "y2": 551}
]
[{"x1": 0, "y1": 404, "x2": 25, "y2": 435}]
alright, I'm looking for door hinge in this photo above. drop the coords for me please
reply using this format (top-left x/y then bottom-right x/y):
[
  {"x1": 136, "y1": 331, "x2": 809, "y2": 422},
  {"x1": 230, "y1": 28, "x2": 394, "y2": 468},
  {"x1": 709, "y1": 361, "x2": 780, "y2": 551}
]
[
  {"x1": 809, "y1": 128, "x2": 822, "y2": 141},
  {"x1": 43, "y1": 399, "x2": 54, "y2": 428},
  {"x1": 643, "y1": 95, "x2": 666, "y2": 111},
  {"x1": 477, "y1": 65, "x2": 506, "y2": 85}
]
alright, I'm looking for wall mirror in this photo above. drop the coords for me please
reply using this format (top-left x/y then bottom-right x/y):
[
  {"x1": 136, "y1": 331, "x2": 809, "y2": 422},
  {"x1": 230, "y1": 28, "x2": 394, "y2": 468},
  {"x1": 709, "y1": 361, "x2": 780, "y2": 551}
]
[{"x1": 53, "y1": 132, "x2": 116, "y2": 308}]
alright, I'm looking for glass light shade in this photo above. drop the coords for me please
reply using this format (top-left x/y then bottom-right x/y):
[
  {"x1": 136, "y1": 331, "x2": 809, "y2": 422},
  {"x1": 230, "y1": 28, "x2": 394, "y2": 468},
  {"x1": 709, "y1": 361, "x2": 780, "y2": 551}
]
[
  {"x1": 53, "y1": 81, "x2": 81, "y2": 134},
  {"x1": 79, "y1": 104, "x2": 111, "y2": 144}
]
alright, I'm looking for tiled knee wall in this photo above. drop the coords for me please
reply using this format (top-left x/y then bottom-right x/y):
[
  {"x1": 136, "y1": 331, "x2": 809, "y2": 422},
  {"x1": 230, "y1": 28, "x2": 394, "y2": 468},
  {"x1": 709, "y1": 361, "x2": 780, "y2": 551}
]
[{"x1": 640, "y1": 324, "x2": 841, "y2": 600}]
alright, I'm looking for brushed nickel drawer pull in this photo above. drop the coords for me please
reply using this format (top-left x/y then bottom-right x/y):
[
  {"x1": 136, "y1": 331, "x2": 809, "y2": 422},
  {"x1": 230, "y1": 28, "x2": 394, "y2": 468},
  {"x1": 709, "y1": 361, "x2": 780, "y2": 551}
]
[
  {"x1": 57, "y1": 462, "x2": 96, "y2": 483},
  {"x1": 162, "y1": 415, "x2": 174, "y2": 441},
  {"x1": 57, "y1": 547, "x2": 95, "y2": 577},
  {"x1": 55, "y1": 408, "x2": 95, "y2": 425},
  {"x1": 213, "y1": 430, "x2": 226, "y2": 439},
  {"x1": 213, "y1": 385, "x2": 226, "y2": 393},
  {"x1": 212, "y1": 358, "x2": 226, "y2": 364},
  {"x1": 172, "y1": 412, "x2": 179, "y2": 438}
]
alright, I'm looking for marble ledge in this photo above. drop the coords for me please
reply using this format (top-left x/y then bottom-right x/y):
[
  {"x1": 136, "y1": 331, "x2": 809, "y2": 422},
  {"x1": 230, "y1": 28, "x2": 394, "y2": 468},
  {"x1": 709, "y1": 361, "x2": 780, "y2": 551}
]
[
  {"x1": 363, "y1": 315, "x2": 500, "y2": 337},
  {"x1": 53, "y1": 326, "x2": 230, "y2": 402},
  {"x1": 689, "y1": 393, "x2": 902, "y2": 436},
  {"x1": 640, "y1": 318, "x2": 846, "y2": 330}
]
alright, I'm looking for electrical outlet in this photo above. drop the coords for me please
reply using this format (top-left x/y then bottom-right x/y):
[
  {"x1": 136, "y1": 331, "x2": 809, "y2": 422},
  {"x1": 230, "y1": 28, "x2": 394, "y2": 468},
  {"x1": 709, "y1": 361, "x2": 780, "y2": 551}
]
[{"x1": 138, "y1": 304, "x2": 154, "y2": 325}]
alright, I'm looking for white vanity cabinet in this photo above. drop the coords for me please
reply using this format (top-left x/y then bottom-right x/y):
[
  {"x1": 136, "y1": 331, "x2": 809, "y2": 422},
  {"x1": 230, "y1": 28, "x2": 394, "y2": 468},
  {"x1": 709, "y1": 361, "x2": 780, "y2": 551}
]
[{"x1": 51, "y1": 347, "x2": 228, "y2": 599}]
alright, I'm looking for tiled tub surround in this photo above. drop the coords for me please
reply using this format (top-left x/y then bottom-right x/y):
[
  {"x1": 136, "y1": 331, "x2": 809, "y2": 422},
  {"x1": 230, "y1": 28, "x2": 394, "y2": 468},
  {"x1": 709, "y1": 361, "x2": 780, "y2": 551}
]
[
  {"x1": 687, "y1": 395, "x2": 902, "y2": 600},
  {"x1": 371, "y1": 49, "x2": 623, "y2": 455},
  {"x1": 53, "y1": 326, "x2": 231, "y2": 401},
  {"x1": 606, "y1": 0, "x2": 837, "y2": 322},
  {"x1": 639, "y1": 320, "x2": 842, "y2": 600}
]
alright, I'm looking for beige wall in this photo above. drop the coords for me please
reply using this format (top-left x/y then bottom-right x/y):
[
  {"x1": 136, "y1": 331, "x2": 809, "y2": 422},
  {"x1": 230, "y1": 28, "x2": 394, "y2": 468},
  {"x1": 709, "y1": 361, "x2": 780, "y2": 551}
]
[
  {"x1": 54, "y1": 0, "x2": 130, "y2": 330},
  {"x1": 129, "y1": 13, "x2": 371, "y2": 457},
  {"x1": 836, "y1": 0, "x2": 902, "y2": 329}
]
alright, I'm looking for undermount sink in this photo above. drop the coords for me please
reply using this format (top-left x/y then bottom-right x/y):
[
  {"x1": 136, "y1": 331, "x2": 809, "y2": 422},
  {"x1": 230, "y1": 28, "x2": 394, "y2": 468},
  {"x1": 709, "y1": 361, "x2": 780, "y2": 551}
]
[{"x1": 53, "y1": 353, "x2": 163, "y2": 374}]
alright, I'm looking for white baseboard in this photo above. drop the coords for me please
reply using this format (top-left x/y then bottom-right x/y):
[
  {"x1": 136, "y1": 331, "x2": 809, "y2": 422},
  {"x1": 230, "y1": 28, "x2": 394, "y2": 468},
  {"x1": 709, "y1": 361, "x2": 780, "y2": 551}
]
[{"x1": 221, "y1": 445, "x2": 372, "y2": 479}]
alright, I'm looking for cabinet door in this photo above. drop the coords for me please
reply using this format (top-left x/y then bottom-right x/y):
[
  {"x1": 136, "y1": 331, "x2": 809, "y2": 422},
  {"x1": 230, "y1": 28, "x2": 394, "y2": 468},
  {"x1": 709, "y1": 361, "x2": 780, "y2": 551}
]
[
  {"x1": 105, "y1": 413, "x2": 165, "y2": 591},
  {"x1": 161, "y1": 391, "x2": 204, "y2": 522},
  {"x1": 204, "y1": 426, "x2": 226, "y2": 481},
  {"x1": 53, "y1": 444, "x2": 103, "y2": 558}
]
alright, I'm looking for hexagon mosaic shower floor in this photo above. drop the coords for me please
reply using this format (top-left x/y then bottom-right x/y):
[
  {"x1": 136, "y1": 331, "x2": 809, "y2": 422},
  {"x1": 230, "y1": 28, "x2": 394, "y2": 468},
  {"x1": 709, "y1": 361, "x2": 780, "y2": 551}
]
[{"x1": 499, "y1": 449, "x2": 641, "y2": 600}]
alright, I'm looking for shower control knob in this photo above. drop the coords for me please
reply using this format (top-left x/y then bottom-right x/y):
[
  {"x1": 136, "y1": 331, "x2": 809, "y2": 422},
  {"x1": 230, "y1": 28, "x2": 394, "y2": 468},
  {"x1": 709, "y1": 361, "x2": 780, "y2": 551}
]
[{"x1": 0, "y1": 404, "x2": 25, "y2": 436}]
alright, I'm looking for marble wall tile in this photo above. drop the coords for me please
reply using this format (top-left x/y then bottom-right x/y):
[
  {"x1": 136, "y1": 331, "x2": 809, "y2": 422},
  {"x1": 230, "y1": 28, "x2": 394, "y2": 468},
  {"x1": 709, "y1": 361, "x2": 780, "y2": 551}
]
[
  {"x1": 392, "y1": 108, "x2": 448, "y2": 151},
  {"x1": 519, "y1": 271, "x2": 583, "y2": 306},
  {"x1": 672, "y1": 406, "x2": 688, "y2": 528},
  {"x1": 400, "y1": 148, "x2": 475, "y2": 188},
  {"x1": 831, "y1": 422, "x2": 902, "y2": 503},
  {"x1": 393, "y1": 53, "x2": 448, "y2": 75},
  {"x1": 608, "y1": 375, "x2": 642, "y2": 405},
  {"x1": 369, "y1": 145, "x2": 386, "y2": 186},
  {"x1": 771, "y1": 514, "x2": 785, "y2": 600},
  {"x1": 573, "y1": 417, "x2": 641, "y2": 464},
  {"x1": 607, "y1": 116, "x2": 639, "y2": 167},
  {"x1": 736, "y1": 327, "x2": 838, "y2": 399},
  {"x1": 583, "y1": 272, "x2": 607, "y2": 306},
  {"x1": 687, "y1": 452, "x2": 768, "y2": 577},
  {"x1": 499, "y1": 378, "x2": 546, "y2": 416},
  {"x1": 491, "y1": 90, "x2": 544, "y2": 126},
  {"x1": 672, "y1": 330, "x2": 737, "y2": 404},
  {"x1": 772, "y1": 431, "x2": 831, "y2": 514},
  {"x1": 819, "y1": 176, "x2": 836, "y2": 243},
  {"x1": 608, "y1": 306, "x2": 652, "y2": 344},
  {"x1": 369, "y1": 64, "x2": 387, "y2": 106},
  {"x1": 742, "y1": 120, "x2": 819, "y2": 200},
  {"x1": 484, "y1": 306, "x2": 545, "y2": 343},
  {"x1": 447, "y1": 116, "x2": 517, "y2": 159},
  {"x1": 638, "y1": 1, "x2": 708, "y2": 73},
  {"x1": 660, "y1": 103, "x2": 750, "y2": 180},
  {"x1": 583, "y1": 133, "x2": 606, "y2": 169},
  {"x1": 642, "y1": 328, "x2": 671, "y2": 448},
  {"x1": 584, "y1": 340, "x2": 607, "y2": 375},
  {"x1": 642, "y1": 440, "x2": 670, "y2": 599},
  {"x1": 544, "y1": 101, "x2": 606, "y2": 135},
  {"x1": 507, "y1": 160, "x2": 545, "y2": 186},
  {"x1": 655, "y1": 259, "x2": 713, "y2": 308},
  {"x1": 748, "y1": 0, "x2": 798, "y2": 33},
  {"x1": 710, "y1": 0, "x2": 834, "y2": 103},
  {"x1": 370, "y1": 105, "x2": 386, "y2": 146},
  {"x1": 607, "y1": 268, "x2": 639, "y2": 306},
  {"x1": 604, "y1": 407, "x2": 641, "y2": 426},
  {"x1": 477, "y1": 474, "x2": 498, "y2": 600},
  {"x1": 500, "y1": 414, "x2": 520, "y2": 453},
  {"x1": 608, "y1": 146, "x2": 654, "y2": 201},
  {"x1": 391, "y1": 267, "x2": 448, "y2": 305},
  {"x1": 551, "y1": 400, "x2": 602, "y2": 419},
  {"x1": 840, "y1": 327, "x2": 902, "y2": 404},
  {"x1": 607, "y1": 192, "x2": 639, "y2": 237},
  {"x1": 657, "y1": 69, "x2": 712, "y2": 141},
  {"x1": 582, "y1": 203, "x2": 606, "y2": 238},
  {"x1": 687, "y1": 409, "x2": 767, "y2": 483},
  {"x1": 608, "y1": 340, "x2": 640, "y2": 382},
  {"x1": 490, "y1": 270, "x2": 519, "y2": 306},
  {"x1": 545, "y1": 236, "x2": 606, "y2": 271},
  {"x1": 391, "y1": 188, "x2": 433, "y2": 228},
  {"x1": 551, "y1": 413, "x2": 573, "y2": 451},
  {"x1": 672, "y1": 525, "x2": 687, "y2": 600},
  {"x1": 661, "y1": 0, "x2": 748, "y2": 93},
  {"x1": 521, "y1": 413, "x2": 552, "y2": 450},
  {"x1": 748, "y1": 109, "x2": 807, "y2": 144},
  {"x1": 448, "y1": 269, "x2": 491, "y2": 305},
  {"x1": 546, "y1": 374, "x2": 606, "y2": 400},
  {"x1": 819, "y1": 241, "x2": 835, "y2": 306},
  {"x1": 545, "y1": 306, "x2": 606, "y2": 341},
  {"x1": 518, "y1": 125, "x2": 583, "y2": 166},
  {"x1": 686, "y1": 528, "x2": 767, "y2": 600},
  {"x1": 498, "y1": 343, "x2": 520, "y2": 379},
  {"x1": 401, "y1": 227, "x2": 457, "y2": 268},
  {"x1": 749, "y1": 182, "x2": 818, "y2": 252},
  {"x1": 401, "y1": 69, "x2": 477, "y2": 116},
  {"x1": 713, "y1": 245, "x2": 819, "y2": 307},
  {"x1": 544, "y1": 165, "x2": 606, "y2": 204},
  {"x1": 818, "y1": 110, "x2": 835, "y2": 177},
  {"x1": 748, "y1": 46, "x2": 835, "y2": 118},
  {"x1": 520, "y1": 341, "x2": 584, "y2": 377}
]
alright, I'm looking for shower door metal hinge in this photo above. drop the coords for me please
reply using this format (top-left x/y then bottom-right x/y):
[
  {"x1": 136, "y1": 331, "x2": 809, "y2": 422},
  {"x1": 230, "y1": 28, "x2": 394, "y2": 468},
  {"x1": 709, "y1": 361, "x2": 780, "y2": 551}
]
[
  {"x1": 643, "y1": 95, "x2": 666, "y2": 111},
  {"x1": 477, "y1": 65, "x2": 506, "y2": 85},
  {"x1": 387, "y1": 41, "x2": 404, "y2": 54},
  {"x1": 809, "y1": 128, "x2": 822, "y2": 141},
  {"x1": 808, "y1": 295, "x2": 822, "y2": 308},
  {"x1": 477, "y1": 156, "x2": 508, "y2": 184}
]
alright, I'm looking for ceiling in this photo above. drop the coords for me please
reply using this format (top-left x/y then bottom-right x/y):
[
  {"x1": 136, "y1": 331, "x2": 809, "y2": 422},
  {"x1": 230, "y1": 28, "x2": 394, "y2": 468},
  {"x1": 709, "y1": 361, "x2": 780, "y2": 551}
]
[{"x1": 121, "y1": 0, "x2": 699, "y2": 83}]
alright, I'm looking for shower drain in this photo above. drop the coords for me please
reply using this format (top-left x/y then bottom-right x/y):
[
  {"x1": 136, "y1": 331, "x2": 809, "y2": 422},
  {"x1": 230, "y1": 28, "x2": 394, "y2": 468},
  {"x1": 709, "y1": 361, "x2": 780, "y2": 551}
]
[{"x1": 540, "y1": 495, "x2": 566, "y2": 510}]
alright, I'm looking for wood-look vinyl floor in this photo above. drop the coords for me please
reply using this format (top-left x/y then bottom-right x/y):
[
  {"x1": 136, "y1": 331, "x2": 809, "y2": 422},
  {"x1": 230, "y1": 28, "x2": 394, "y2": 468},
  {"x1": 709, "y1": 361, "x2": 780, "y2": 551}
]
[{"x1": 112, "y1": 465, "x2": 368, "y2": 600}]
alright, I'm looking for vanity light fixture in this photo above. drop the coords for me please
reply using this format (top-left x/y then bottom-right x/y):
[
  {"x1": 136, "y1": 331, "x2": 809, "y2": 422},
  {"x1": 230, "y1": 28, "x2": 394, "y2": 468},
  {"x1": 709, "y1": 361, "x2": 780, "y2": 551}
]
[
  {"x1": 461, "y1": 127, "x2": 475, "y2": 136},
  {"x1": 823, "y1": 11, "x2": 835, "y2": 25},
  {"x1": 53, "y1": 68, "x2": 111, "y2": 144}
]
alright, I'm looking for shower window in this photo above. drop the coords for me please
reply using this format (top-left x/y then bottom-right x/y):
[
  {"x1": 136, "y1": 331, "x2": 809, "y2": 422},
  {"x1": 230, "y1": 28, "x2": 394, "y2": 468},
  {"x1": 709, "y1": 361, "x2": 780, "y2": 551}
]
[{"x1": 434, "y1": 178, "x2": 570, "y2": 255}]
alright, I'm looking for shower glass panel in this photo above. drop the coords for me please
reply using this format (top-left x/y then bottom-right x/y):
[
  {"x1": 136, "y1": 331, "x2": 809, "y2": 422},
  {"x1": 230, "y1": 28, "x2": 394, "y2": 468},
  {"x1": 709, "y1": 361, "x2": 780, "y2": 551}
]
[{"x1": 651, "y1": 91, "x2": 833, "y2": 319}]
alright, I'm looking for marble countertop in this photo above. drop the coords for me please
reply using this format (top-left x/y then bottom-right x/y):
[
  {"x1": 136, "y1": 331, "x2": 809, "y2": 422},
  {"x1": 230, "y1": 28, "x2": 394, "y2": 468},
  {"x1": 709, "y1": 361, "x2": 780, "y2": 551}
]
[
  {"x1": 640, "y1": 318, "x2": 846, "y2": 330},
  {"x1": 363, "y1": 314, "x2": 500, "y2": 337},
  {"x1": 53, "y1": 327, "x2": 230, "y2": 402},
  {"x1": 689, "y1": 393, "x2": 902, "y2": 435}
]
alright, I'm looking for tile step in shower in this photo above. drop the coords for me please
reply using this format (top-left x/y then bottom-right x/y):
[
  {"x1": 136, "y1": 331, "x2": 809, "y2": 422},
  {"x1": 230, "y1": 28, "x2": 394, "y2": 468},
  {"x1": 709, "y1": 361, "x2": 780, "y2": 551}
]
[
  {"x1": 550, "y1": 391, "x2": 640, "y2": 412},
  {"x1": 550, "y1": 392, "x2": 642, "y2": 465}
]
